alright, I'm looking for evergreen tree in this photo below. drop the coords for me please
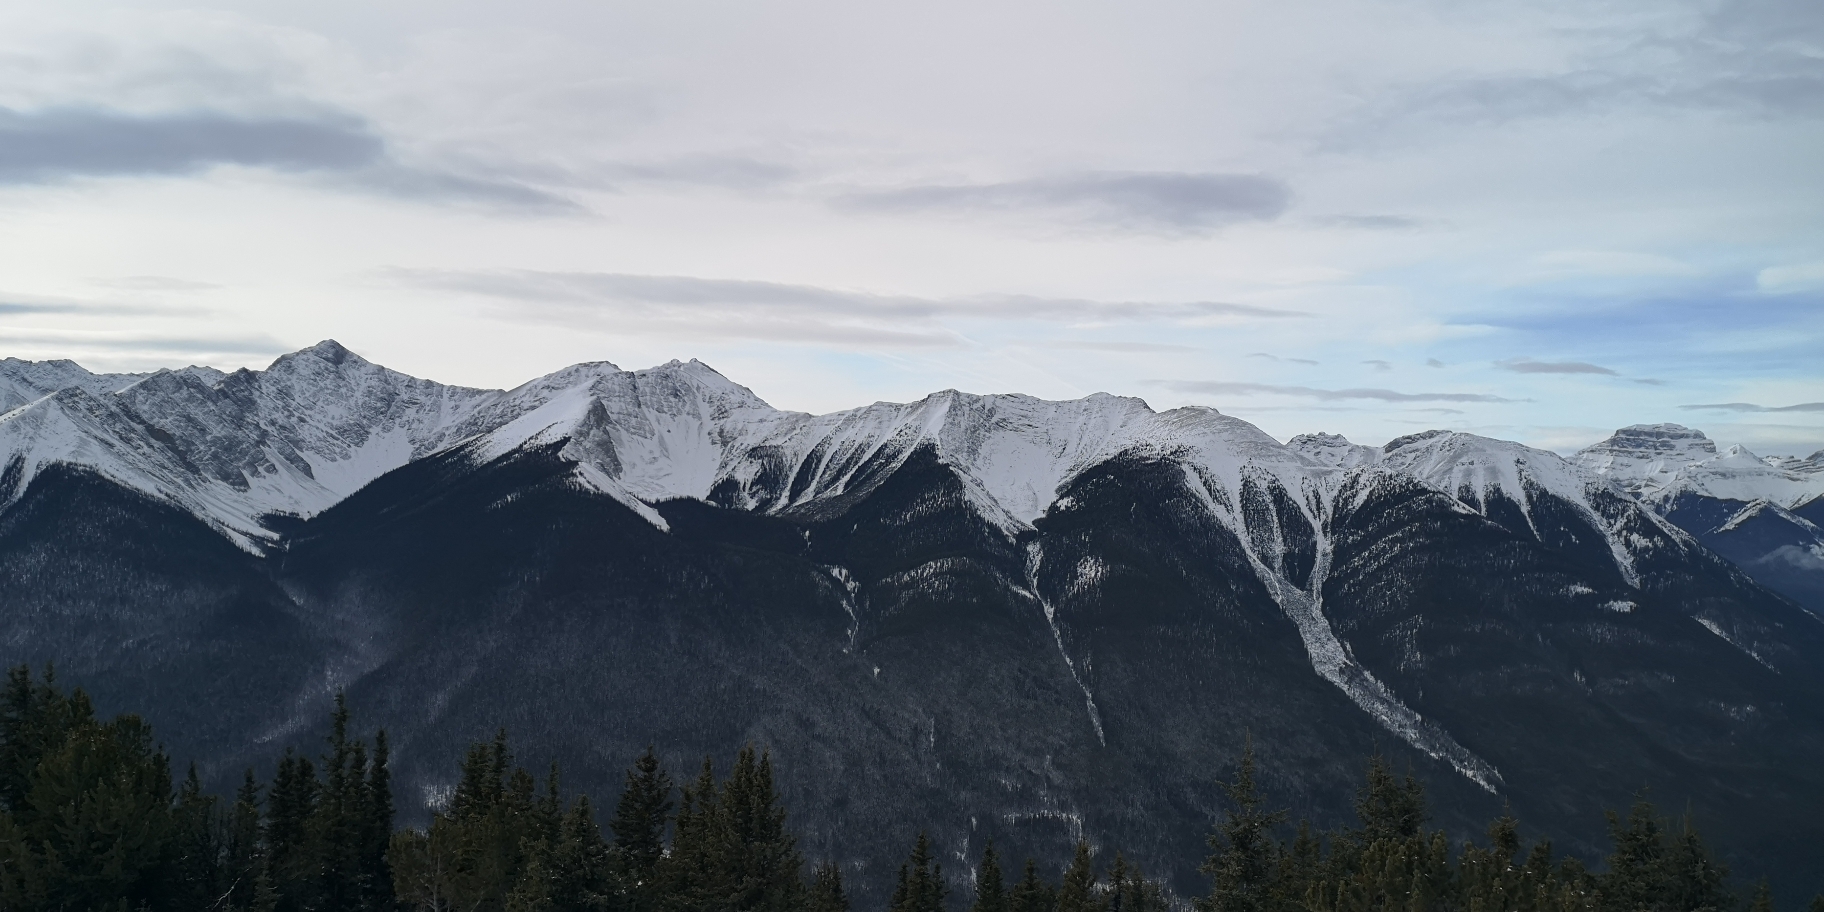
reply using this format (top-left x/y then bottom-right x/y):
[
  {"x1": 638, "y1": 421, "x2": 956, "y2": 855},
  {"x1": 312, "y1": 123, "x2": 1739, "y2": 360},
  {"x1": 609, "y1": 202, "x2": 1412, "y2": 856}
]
[
  {"x1": 266, "y1": 748, "x2": 320, "y2": 909},
  {"x1": 1748, "y1": 880, "x2": 1774, "y2": 912},
  {"x1": 715, "y1": 747, "x2": 806, "y2": 912},
  {"x1": 1809, "y1": 894, "x2": 1823, "y2": 912},
  {"x1": 612, "y1": 745, "x2": 674, "y2": 912},
  {"x1": 313, "y1": 694, "x2": 370, "y2": 911},
  {"x1": 1010, "y1": 858, "x2": 1057, "y2": 912},
  {"x1": 1663, "y1": 812, "x2": 1729, "y2": 912},
  {"x1": 973, "y1": 841, "x2": 1009, "y2": 912},
  {"x1": 163, "y1": 762, "x2": 224, "y2": 910},
  {"x1": 810, "y1": 861, "x2": 851, "y2": 912},
  {"x1": 892, "y1": 832, "x2": 947, "y2": 912},
  {"x1": 224, "y1": 769, "x2": 269, "y2": 912},
  {"x1": 1598, "y1": 796, "x2": 1668, "y2": 912},
  {"x1": 1200, "y1": 739, "x2": 1286, "y2": 912},
  {"x1": 0, "y1": 704, "x2": 176, "y2": 911},
  {"x1": 1056, "y1": 842, "x2": 1097, "y2": 912},
  {"x1": 662, "y1": 757, "x2": 723, "y2": 912},
  {"x1": 1107, "y1": 852, "x2": 1131, "y2": 912},
  {"x1": 365, "y1": 728, "x2": 397, "y2": 912},
  {"x1": 1353, "y1": 753, "x2": 1426, "y2": 844}
]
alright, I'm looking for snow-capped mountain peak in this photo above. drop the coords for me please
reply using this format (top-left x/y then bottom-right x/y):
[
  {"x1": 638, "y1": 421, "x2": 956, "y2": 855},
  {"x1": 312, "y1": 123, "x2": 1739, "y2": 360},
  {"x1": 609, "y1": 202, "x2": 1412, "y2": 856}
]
[{"x1": 1286, "y1": 432, "x2": 1381, "y2": 469}]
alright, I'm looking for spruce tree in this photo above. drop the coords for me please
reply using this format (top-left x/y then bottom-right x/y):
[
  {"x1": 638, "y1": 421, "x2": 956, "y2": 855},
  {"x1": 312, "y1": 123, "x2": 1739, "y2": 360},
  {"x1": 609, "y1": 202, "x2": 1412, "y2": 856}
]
[
  {"x1": 225, "y1": 769, "x2": 267, "y2": 912},
  {"x1": 365, "y1": 729, "x2": 396, "y2": 912},
  {"x1": 164, "y1": 762, "x2": 224, "y2": 910},
  {"x1": 266, "y1": 748, "x2": 320, "y2": 909},
  {"x1": 717, "y1": 747, "x2": 806, "y2": 912},
  {"x1": 1009, "y1": 859, "x2": 1056, "y2": 912},
  {"x1": 973, "y1": 841, "x2": 1009, "y2": 912},
  {"x1": 892, "y1": 832, "x2": 947, "y2": 912},
  {"x1": 1598, "y1": 796, "x2": 1668, "y2": 912},
  {"x1": 810, "y1": 861, "x2": 851, "y2": 912},
  {"x1": 1664, "y1": 812, "x2": 1729, "y2": 912},
  {"x1": 1809, "y1": 894, "x2": 1824, "y2": 912},
  {"x1": 1200, "y1": 739, "x2": 1285, "y2": 912},
  {"x1": 1353, "y1": 753, "x2": 1425, "y2": 844},
  {"x1": 1106, "y1": 852, "x2": 1130, "y2": 912},
  {"x1": 1056, "y1": 841, "x2": 1097, "y2": 912},
  {"x1": 612, "y1": 745, "x2": 674, "y2": 912},
  {"x1": 662, "y1": 757, "x2": 722, "y2": 912},
  {"x1": 1749, "y1": 880, "x2": 1774, "y2": 912}
]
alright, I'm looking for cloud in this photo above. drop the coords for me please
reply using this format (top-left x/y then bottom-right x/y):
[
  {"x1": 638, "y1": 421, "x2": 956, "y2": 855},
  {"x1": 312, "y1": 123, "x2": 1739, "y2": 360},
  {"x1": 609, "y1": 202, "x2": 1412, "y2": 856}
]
[
  {"x1": 0, "y1": 106, "x2": 577, "y2": 210},
  {"x1": 1362, "y1": 359, "x2": 1392, "y2": 371},
  {"x1": 389, "y1": 268, "x2": 1305, "y2": 349},
  {"x1": 1631, "y1": 378, "x2": 1667, "y2": 386},
  {"x1": 0, "y1": 327, "x2": 288, "y2": 356},
  {"x1": 1045, "y1": 341, "x2": 1200, "y2": 353},
  {"x1": 0, "y1": 106, "x2": 381, "y2": 182},
  {"x1": 1426, "y1": 359, "x2": 1446, "y2": 368},
  {"x1": 1680, "y1": 401, "x2": 1824, "y2": 413},
  {"x1": 835, "y1": 171, "x2": 1291, "y2": 233},
  {"x1": 1152, "y1": 380, "x2": 1521, "y2": 403},
  {"x1": 99, "y1": 276, "x2": 223, "y2": 292},
  {"x1": 0, "y1": 294, "x2": 207, "y2": 317},
  {"x1": 609, "y1": 154, "x2": 799, "y2": 191},
  {"x1": 1247, "y1": 353, "x2": 1320, "y2": 365},
  {"x1": 1326, "y1": 215, "x2": 1423, "y2": 230},
  {"x1": 1757, "y1": 261, "x2": 1824, "y2": 294},
  {"x1": 1329, "y1": 1, "x2": 1824, "y2": 145},
  {"x1": 1495, "y1": 358, "x2": 1618, "y2": 376}
]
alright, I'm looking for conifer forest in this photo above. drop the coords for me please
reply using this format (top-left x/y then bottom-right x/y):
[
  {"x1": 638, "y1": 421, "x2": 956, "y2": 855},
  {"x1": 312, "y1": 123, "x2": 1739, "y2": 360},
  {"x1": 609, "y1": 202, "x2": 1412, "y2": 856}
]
[{"x1": 2, "y1": 666, "x2": 1819, "y2": 912}]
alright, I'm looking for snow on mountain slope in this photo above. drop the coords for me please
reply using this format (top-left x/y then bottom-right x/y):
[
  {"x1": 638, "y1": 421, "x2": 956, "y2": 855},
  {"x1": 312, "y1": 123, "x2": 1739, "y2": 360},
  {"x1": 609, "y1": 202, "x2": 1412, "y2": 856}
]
[
  {"x1": 1287, "y1": 432, "x2": 1382, "y2": 469},
  {"x1": 24, "y1": 341, "x2": 1824, "y2": 793},
  {"x1": 1572, "y1": 423, "x2": 1716, "y2": 495},
  {"x1": 1374, "y1": 429, "x2": 1656, "y2": 586},
  {"x1": 1576, "y1": 424, "x2": 1824, "y2": 508},
  {"x1": 1, "y1": 342, "x2": 502, "y2": 547}
]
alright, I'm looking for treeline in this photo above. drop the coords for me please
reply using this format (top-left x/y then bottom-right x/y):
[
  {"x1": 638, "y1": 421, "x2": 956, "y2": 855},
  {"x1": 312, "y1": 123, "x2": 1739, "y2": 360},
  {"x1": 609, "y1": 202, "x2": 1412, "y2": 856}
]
[{"x1": 3, "y1": 665, "x2": 1822, "y2": 912}]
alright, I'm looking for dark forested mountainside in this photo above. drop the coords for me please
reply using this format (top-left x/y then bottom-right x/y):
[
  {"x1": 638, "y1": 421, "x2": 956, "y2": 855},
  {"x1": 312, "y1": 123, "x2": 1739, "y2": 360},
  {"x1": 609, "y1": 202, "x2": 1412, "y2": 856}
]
[
  {"x1": 3, "y1": 345, "x2": 1824, "y2": 904},
  {"x1": 3, "y1": 667, "x2": 1815, "y2": 912}
]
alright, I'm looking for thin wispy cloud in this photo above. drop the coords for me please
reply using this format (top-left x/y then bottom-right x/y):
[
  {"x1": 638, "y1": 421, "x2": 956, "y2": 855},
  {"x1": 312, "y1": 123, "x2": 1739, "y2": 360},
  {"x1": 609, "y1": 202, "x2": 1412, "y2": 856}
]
[
  {"x1": 1044, "y1": 341, "x2": 1200, "y2": 353},
  {"x1": 835, "y1": 171, "x2": 1291, "y2": 234},
  {"x1": 99, "y1": 276, "x2": 223, "y2": 292},
  {"x1": 1152, "y1": 380, "x2": 1521, "y2": 404},
  {"x1": 1362, "y1": 359, "x2": 1392, "y2": 371},
  {"x1": 0, "y1": 328, "x2": 288, "y2": 356},
  {"x1": 1495, "y1": 358, "x2": 1618, "y2": 376},
  {"x1": 1326, "y1": 215, "x2": 1423, "y2": 231},
  {"x1": 389, "y1": 268, "x2": 1304, "y2": 350},
  {"x1": 1681, "y1": 401, "x2": 1824, "y2": 413},
  {"x1": 1247, "y1": 353, "x2": 1320, "y2": 365}
]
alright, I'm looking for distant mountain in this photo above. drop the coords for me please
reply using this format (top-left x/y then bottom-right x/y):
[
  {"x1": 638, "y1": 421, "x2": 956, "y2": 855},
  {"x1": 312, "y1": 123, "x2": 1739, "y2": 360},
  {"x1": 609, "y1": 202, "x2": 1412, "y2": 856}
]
[
  {"x1": 3, "y1": 343, "x2": 1822, "y2": 900},
  {"x1": 1573, "y1": 424, "x2": 1824, "y2": 615}
]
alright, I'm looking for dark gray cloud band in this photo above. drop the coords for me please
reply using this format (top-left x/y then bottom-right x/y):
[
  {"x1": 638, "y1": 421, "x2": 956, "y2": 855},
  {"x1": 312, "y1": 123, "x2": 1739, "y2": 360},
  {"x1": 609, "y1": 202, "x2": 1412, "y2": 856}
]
[
  {"x1": 1153, "y1": 379, "x2": 1520, "y2": 403},
  {"x1": 0, "y1": 107, "x2": 381, "y2": 182},
  {"x1": 392, "y1": 268, "x2": 1303, "y2": 348},
  {"x1": 836, "y1": 171, "x2": 1291, "y2": 233},
  {"x1": 0, "y1": 106, "x2": 575, "y2": 210}
]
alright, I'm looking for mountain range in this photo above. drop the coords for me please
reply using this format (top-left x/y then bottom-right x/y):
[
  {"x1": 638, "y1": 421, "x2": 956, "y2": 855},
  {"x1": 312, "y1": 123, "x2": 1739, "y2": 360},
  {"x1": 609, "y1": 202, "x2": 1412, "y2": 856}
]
[{"x1": 3, "y1": 341, "x2": 1822, "y2": 899}]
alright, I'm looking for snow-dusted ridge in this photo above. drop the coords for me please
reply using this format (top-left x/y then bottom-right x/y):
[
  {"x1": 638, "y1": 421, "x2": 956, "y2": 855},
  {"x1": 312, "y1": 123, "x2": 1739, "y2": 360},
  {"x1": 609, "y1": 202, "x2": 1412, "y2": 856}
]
[
  {"x1": 1574, "y1": 423, "x2": 1824, "y2": 508},
  {"x1": 4, "y1": 342, "x2": 1818, "y2": 788}
]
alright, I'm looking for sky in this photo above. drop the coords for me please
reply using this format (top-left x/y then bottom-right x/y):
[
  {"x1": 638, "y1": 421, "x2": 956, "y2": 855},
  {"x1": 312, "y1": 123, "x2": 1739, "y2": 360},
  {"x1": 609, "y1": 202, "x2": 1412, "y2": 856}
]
[{"x1": 0, "y1": 0, "x2": 1820, "y2": 454}]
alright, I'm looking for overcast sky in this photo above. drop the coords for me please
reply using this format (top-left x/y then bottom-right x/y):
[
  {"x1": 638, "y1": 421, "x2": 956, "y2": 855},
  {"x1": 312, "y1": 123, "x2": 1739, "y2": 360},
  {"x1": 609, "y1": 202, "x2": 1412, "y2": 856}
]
[{"x1": 1, "y1": 0, "x2": 1820, "y2": 453}]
